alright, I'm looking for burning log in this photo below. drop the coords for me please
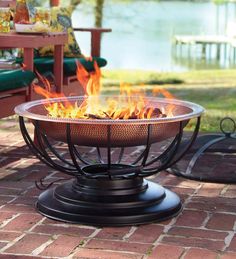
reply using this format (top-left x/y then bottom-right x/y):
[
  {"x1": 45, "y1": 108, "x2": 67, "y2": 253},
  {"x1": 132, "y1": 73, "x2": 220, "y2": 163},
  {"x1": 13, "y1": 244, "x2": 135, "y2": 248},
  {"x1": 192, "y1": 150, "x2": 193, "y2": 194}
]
[
  {"x1": 85, "y1": 107, "x2": 167, "y2": 120},
  {"x1": 145, "y1": 107, "x2": 167, "y2": 119},
  {"x1": 85, "y1": 113, "x2": 111, "y2": 120}
]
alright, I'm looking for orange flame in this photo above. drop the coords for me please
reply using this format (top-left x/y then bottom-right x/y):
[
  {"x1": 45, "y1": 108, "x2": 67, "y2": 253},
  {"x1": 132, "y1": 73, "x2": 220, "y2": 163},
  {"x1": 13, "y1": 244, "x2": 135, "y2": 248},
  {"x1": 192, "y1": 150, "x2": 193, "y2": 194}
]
[
  {"x1": 21, "y1": 63, "x2": 27, "y2": 71},
  {"x1": 33, "y1": 60, "x2": 175, "y2": 120},
  {"x1": 152, "y1": 87, "x2": 176, "y2": 117}
]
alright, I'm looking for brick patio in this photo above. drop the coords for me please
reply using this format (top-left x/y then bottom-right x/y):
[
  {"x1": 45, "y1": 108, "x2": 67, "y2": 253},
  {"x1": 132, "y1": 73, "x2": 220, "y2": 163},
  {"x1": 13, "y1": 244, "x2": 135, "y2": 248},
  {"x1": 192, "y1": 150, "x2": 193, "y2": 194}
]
[{"x1": 0, "y1": 117, "x2": 236, "y2": 259}]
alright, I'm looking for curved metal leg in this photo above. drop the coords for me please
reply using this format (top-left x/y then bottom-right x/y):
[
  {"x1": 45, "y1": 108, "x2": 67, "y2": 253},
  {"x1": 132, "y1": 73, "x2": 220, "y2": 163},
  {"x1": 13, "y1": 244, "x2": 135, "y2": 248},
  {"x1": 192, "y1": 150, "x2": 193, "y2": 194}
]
[
  {"x1": 140, "y1": 117, "x2": 201, "y2": 177},
  {"x1": 185, "y1": 136, "x2": 225, "y2": 175},
  {"x1": 169, "y1": 117, "x2": 236, "y2": 182}
]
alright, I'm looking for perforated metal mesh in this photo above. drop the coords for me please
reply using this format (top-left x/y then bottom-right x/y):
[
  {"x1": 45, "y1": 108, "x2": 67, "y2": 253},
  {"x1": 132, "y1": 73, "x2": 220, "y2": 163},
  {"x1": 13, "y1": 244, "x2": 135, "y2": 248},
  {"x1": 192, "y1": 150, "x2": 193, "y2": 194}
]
[{"x1": 15, "y1": 96, "x2": 204, "y2": 147}]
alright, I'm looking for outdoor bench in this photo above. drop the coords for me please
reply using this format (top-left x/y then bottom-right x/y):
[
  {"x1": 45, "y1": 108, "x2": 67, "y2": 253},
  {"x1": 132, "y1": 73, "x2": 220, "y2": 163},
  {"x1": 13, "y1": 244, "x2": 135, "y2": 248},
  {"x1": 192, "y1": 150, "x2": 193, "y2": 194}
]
[
  {"x1": 0, "y1": 69, "x2": 35, "y2": 118},
  {"x1": 34, "y1": 56, "x2": 107, "y2": 96},
  {"x1": 15, "y1": 56, "x2": 107, "y2": 96},
  {"x1": 31, "y1": 57, "x2": 107, "y2": 76}
]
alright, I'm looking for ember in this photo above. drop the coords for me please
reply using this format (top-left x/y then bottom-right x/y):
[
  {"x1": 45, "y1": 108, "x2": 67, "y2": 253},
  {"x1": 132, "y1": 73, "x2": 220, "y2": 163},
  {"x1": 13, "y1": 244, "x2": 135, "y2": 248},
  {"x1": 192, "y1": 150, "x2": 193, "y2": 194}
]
[{"x1": 33, "y1": 60, "x2": 174, "y2": 120}]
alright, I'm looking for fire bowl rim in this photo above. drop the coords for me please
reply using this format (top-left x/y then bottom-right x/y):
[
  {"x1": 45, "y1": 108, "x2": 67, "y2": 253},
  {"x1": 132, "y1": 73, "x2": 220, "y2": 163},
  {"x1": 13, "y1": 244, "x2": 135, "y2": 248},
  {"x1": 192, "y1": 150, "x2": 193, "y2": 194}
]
[{"x1": 15, "y1": 95, "x2": 204, "y2": 125}]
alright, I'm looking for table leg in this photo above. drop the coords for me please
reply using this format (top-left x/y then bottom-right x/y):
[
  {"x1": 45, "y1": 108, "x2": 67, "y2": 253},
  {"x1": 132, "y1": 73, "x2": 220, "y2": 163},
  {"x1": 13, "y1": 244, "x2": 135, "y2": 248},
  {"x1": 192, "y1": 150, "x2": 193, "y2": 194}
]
[
  {"x1": 23, "y1": 48, "x2": 34, "y2": 100},
  {"x1": 91, "y1": 30, "x2": 101, "y2": 57},
  {"x1": 54, "y1": 44, "x2": 64, "y2": 93},
  {"x1": 23, "y1": 48, "x2": 34, "y2": 71}
]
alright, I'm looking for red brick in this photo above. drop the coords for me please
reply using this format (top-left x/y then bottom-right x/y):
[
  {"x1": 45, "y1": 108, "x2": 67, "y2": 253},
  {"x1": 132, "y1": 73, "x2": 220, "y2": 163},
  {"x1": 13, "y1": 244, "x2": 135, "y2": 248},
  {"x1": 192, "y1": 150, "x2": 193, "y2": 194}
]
[
  {"x1": 175, "y1": 210, "x2": 208, "y2": 227},
  {"x1": 0, "y1": 187, "x2": 22, "y2": 196},
  {"x1": 183, "y1": 248, "x2": 218, "y2": 259},
  {"x1": 0, "y1": 204, "x2": 36, "y2": 213},
  {"x1": 167, "y1": 186, "x2": 195, "y2": 195},
  {"x1": 0, "y1": 196, "x2": 15, "y2": 205},
  {"x1": 206, "y1": 213, "x2": 236, "y2": 231},
  {"x1": 5, "y1": 233, "x2": 50, "y2": 254},
  {"x1": 0, "y1": 255, "x2": 39, "y2": 259},
  {"x1": 11, "y1": 197, "x2": 37, "y2": 206},
  {"x1": 3, "y1": 214, "x2": 43, "y2": 231},
  {"x1": 41, "y1": 218, "x2": 61, "y2": 224},
  {"x1": 197, "y1": 183, "x2": 225, "y2": 197},
  {"x1": 162, "y1": 177, "x2": 201, "y2": 189},
  {"x1": 221, "y1": 252, "x2": 236, "y2": 259},
  {"x1": 156, "y1": 218, "x2": 173, "y2": 226},
  {"x1": 154, "y1": 172, "x2": 177, "y2": 183},
  {"x1": 0, "y1": 231, "x2": 22, "y2": 242},
  {"x1": 0, "y1": 211, "x2": 17, "y2": 224},
  {"x1": 227, "y1": 235, "x2": 236, "y2": 252},
  {"x1": 86, "y1": 239, "x2": 151, "y2": 254},
  {"x1": 95, "y1": 227, "x2": 131, "y2": 240},
  {"x1": 223, "y1": 186, "x2": 236, "y2": 198},
  {"x1": 40, "y1": 235, "x2": 83, "y2": 257},
  {"x1": 186, "y1": 197, "x2": 236, "y2": 213},
  {"x1": 0, "y1": 181, "x2": 33, "y2": 189},
  {"x1": 23, "y1": 170, "x2": 51, "y2": 181},
  {"x1": 149, "y1": 244, "x2": 184, "y2": 259},
  {"x1": 192, "y1": 196, "x2": 235, "y2": 204},
  {"x1": 162, "y1": 235, "x2": 225, "y2": 251},
  {"x1": 73, "y1": 248, "x2": 142, "y2": 259},
  {"x1": 0, "y1": 242, "x2": 7, "y2": 249},
  {"x1": 128, "y1": 225, "x2": 164, "y2": 243},
  {"x1": 0, "y1": 158, "x2": 21, "y2": 170},
  {"x1": 0, "y1": 121, "x2": 236, "y2": 259},
  {"x1": 168, "y1": 227, "x2": 228, "y2": 240},
  {"x1": 24, "y1": 188, "x2": 42, "y2": 197},
  {"x1": 33, "y1": 225, "x2": 94, "y2": 237}
]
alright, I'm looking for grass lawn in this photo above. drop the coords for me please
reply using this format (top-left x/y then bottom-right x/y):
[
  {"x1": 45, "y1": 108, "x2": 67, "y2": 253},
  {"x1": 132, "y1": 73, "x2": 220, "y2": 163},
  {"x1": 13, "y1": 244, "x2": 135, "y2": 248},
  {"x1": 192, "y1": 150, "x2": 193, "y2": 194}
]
[{"x1": 102, "y1": 69, "x2": 236, "y2": 132}]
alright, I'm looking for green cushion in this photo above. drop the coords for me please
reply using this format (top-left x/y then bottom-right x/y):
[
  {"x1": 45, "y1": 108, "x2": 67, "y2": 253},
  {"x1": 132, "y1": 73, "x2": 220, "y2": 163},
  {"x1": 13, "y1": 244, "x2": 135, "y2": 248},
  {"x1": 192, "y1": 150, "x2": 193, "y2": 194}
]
[
  {"x1": 0, "y1": 69, "x2": 35, "y2": 92},
  {"x1": 16, "y1": 57, "x2": 107, "y2": 77}
]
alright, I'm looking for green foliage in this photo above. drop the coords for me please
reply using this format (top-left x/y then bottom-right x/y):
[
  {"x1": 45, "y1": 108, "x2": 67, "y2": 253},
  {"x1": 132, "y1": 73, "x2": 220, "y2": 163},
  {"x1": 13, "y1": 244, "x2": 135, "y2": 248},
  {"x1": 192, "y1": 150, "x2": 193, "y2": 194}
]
[
  {"x1": 81, "y1": 0, "x2": 133, "y2": 3},
  {"x1": 57, "y1": 0, "x2": 81, "y2": 7},
  {"x1": 102, "y1": 70, "x2": 183, "y2": 86},
  {"x1": 212, "y1": 0, "x2": 228, "y2": 5}
]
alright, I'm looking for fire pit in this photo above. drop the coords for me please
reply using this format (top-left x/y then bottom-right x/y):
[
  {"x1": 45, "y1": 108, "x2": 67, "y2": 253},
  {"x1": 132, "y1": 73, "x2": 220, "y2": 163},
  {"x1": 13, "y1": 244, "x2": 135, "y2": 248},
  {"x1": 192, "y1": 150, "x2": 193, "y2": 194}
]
[{"x1": 15, "y1": 95, "x2": 204, "y2": 226}]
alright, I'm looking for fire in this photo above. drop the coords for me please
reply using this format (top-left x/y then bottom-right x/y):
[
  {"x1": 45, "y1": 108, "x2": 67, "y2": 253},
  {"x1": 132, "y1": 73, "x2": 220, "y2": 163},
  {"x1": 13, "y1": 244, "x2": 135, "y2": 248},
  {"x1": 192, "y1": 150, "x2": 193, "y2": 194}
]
[
  {"x1": 21, "y1": 63, "x2": 27, "y2": 71},
  {"x1": 33, "y1": 60, "x2": 175, "y2": 120}
]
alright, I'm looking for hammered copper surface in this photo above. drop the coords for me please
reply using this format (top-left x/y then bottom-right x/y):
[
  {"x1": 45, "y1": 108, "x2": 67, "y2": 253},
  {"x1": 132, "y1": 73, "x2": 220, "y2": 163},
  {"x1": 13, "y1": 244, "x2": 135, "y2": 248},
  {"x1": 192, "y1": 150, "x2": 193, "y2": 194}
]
[{"x1": 15, "y1": 96, "x2": 204, "y2": 147}]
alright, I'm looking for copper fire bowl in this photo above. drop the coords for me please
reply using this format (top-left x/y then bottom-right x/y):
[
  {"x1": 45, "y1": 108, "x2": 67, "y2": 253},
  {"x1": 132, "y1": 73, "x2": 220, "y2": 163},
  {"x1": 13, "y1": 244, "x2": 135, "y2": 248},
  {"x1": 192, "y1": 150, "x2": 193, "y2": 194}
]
[{"x1": 15, "y1": 96, "x2": 204, "y2": 147}]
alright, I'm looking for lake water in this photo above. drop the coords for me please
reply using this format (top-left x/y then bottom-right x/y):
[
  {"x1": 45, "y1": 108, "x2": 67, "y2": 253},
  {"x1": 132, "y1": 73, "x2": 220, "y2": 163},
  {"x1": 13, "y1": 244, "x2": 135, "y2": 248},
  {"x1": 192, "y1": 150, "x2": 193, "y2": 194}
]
[{"x1": 72, "y1": 1, "x2": 236, "y2": 71}]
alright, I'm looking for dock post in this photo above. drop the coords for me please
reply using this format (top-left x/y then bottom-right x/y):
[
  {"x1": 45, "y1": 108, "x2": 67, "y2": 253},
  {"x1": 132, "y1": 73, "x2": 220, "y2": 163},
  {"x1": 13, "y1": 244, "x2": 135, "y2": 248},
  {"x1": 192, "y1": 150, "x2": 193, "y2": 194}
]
[
  {"x1": 216, "y1": 43, "x2": 221, "y2": 60},
  {"x1": 202, "y1": 43, "x2": 206, "y2": 59}
]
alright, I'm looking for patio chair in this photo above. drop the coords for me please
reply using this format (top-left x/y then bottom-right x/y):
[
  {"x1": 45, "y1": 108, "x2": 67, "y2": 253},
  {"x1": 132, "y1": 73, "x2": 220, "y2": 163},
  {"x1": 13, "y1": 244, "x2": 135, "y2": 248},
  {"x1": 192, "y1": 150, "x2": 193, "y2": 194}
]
[
  {"x1": 15, "y1": 0, "x2": 112, "y2": 97},
  {"x1": 0, "y1": 69, "x2": 35, "y2": 118},
  {"x1": 31, "y1": 27, "x2": 111, "y2": 96},
  {"x1": 0, "y1": 1, "x2": 36, "y2": 119}
]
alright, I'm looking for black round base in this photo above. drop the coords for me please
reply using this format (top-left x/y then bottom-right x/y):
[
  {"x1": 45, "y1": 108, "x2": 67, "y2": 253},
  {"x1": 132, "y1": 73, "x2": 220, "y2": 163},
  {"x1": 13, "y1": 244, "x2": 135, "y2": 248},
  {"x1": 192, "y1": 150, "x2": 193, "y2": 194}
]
[{"x1": 36, "y1": 177, "x2": 182, "y2": 226}]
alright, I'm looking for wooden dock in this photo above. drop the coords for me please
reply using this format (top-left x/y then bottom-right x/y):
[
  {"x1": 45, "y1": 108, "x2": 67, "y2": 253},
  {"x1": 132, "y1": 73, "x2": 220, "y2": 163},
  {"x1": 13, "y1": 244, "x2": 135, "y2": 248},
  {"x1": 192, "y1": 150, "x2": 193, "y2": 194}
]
[{"x1": 172, "y1": 34, "x2": 236, "y2": 60}]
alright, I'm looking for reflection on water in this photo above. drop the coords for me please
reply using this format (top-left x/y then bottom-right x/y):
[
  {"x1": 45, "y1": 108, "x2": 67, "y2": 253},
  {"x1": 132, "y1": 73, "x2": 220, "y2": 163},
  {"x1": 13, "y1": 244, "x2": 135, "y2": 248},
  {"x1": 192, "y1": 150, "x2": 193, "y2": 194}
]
[
  {"x1": 172, "y1": 42, "x2": 236, "y2": 70},
  {"x1": 172, "y1": 54, "x2": 236, "y2": 71},
  {"x1": 72, "y1": 0, "x2": 236, "y2": 71}
]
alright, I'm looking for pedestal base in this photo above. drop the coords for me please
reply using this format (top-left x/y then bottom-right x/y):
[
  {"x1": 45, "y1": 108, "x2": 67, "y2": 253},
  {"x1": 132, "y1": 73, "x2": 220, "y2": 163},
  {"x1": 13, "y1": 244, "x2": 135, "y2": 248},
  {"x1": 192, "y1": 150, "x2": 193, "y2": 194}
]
[{"x1": 37, "y1": 177, "x2": 182, "y2": 226}]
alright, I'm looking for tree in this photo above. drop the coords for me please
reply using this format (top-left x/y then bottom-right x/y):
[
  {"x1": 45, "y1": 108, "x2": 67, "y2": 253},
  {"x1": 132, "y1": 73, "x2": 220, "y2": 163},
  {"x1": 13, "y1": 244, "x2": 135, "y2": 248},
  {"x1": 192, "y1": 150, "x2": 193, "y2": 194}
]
[{"x1": 95, "y1": 0, "x2": 104, "y2": 27}]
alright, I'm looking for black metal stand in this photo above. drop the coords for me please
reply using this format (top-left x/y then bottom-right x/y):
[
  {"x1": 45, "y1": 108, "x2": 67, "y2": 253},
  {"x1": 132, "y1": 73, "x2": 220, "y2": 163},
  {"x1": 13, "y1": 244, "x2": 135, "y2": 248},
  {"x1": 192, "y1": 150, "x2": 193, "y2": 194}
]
[
  {"x1": 37, "y1": 176, "x2": 181, "y2": 226},
  {"x1": 19, "y1": 116, "x2": 201, "y2": 226}
]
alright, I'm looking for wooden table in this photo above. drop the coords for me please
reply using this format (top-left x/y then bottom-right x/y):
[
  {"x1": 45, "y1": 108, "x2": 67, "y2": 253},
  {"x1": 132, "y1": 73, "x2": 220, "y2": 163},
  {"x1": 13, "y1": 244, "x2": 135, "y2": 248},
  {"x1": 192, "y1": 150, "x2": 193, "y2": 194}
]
[
  {"x1": 0, "y1": 31, "x2": 68, "y2": 95},
  {"x1": 0, "y1": 0, "x2": 15, "y2": 7}
]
